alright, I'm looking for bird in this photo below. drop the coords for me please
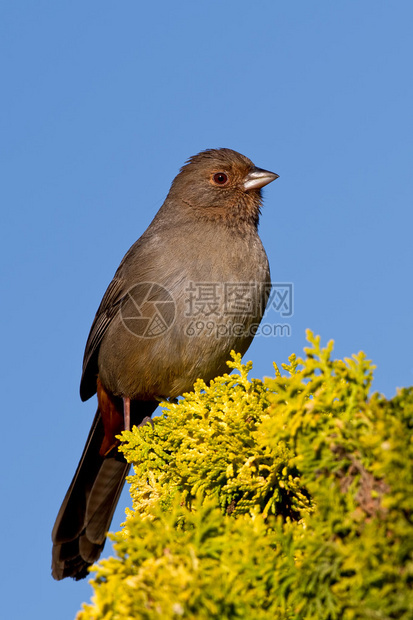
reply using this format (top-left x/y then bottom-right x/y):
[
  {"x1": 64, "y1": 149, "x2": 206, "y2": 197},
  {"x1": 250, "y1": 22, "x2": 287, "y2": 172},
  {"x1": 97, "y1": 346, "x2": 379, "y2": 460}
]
[{"x1": 51, "y1": 148, "x2": 278, "y2": 580}]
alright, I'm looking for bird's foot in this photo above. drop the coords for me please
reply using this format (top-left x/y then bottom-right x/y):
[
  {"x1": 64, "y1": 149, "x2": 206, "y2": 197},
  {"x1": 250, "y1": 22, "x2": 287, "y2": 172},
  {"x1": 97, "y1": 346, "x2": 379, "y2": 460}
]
[{"x1": 137, "y1": 416, "x2": 155, "y2": 429}]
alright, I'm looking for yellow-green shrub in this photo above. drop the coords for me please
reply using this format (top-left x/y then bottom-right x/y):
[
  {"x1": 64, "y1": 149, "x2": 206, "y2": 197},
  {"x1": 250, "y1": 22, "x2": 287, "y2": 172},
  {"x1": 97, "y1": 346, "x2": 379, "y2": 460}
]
[{"x1": 78, "y1": 332, "x2": 413, "y2": 619}]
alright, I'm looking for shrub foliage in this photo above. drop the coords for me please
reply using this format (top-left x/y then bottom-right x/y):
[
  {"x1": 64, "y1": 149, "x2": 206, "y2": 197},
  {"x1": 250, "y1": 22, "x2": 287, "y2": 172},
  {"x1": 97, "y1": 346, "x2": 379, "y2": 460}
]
[{"x1": 77, "y1": 332, "x2": 413, "y2": 619}]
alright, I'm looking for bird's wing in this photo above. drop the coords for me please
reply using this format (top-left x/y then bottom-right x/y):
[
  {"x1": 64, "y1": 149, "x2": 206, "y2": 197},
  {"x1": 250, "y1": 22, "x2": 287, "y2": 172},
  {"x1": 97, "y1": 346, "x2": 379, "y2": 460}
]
[{"x1": 80, "y1": 276, "x2": 126, "y2": 401}]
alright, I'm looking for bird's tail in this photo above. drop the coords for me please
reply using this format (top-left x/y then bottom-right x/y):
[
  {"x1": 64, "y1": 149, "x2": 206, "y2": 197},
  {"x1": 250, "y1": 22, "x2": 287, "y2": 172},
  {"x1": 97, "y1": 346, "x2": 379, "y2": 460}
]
[
  {"x1": 52, "y1": 399, "x2": 157, "y2": 580},
  {"x1": 51, "y1": 409, "x2": 129, "y2": 580}
]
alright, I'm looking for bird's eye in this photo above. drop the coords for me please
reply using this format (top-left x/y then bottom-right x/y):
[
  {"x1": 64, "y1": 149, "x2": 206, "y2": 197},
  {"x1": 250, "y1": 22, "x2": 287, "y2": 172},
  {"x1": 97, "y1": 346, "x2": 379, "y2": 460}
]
[{"x1": 212, "y1": 172, "x2": 229, "y2": 186}]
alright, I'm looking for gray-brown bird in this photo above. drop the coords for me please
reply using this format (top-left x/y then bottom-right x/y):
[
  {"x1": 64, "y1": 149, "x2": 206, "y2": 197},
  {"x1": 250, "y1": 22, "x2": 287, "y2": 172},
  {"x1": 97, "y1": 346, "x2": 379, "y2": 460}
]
[{"x1": 51, "y1": 148, "x2": 278, "y2": 580}]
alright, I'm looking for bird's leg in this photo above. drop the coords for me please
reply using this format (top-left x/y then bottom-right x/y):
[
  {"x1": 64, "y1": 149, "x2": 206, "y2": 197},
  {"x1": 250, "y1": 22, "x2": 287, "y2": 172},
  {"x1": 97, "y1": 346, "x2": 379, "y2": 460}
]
[{"x1": 123, "y1": 397, "x2": 130, "y2": 432}]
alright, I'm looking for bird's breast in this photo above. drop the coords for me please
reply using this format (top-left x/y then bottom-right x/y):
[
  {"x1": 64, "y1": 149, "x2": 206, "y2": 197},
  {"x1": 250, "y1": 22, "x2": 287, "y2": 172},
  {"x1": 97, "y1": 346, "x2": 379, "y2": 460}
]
[{"x1": 98, "y1": 225, "x2": 270, "y2": 400}]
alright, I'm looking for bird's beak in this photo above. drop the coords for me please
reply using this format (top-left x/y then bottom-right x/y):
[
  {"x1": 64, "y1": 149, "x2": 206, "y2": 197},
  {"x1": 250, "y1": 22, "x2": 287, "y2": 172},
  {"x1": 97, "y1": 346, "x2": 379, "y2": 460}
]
[{"x1": 243, "y1": 167, "x2": 279, "y2": 191}]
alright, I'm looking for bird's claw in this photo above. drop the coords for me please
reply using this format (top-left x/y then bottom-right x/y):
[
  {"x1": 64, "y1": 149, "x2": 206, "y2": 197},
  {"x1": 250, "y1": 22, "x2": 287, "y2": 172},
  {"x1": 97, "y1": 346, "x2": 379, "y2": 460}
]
[{"x1": 137, "y1": 416, "x2": 155, "y2": 429}]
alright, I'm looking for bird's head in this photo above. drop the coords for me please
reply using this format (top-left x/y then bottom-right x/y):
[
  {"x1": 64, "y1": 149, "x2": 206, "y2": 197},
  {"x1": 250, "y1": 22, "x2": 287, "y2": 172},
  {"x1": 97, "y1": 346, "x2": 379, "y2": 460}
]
[{"x1": 168, "y1": 148, "x2": 278, "y2": 227}]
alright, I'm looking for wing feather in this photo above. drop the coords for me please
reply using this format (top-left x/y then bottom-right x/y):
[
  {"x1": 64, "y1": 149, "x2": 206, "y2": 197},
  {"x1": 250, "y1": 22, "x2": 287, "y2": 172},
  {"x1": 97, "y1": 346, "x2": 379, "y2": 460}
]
[{"x1": 80, "y1": 277, "x2": 126, "y2": 401}]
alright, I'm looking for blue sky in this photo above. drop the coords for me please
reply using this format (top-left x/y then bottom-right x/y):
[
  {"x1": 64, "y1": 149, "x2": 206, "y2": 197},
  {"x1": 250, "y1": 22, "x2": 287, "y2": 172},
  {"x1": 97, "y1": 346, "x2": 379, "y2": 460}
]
[{"x1": 2, "y1": 2, "x2": 413, "y2": 618}]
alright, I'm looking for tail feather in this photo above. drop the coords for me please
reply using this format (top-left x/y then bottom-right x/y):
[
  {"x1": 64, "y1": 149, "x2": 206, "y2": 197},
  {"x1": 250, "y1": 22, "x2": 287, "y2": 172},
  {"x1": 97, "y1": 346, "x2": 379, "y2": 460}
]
[
  {"x1": 51, "y1": 409, "x2": 130, "y2": 580},
  {"x1": 85, "y1": 457, "x2": 130, "y2": 543},
  {"x1": 52, "y1": 401, "x2": 158, "y2": 580}
]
